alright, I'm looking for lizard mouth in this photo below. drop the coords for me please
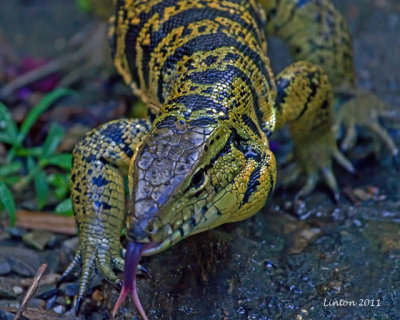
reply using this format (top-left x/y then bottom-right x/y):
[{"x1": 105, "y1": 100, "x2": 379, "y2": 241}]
[{"x1": 141, "y1": 204, "x2": 221, "y2": 256}]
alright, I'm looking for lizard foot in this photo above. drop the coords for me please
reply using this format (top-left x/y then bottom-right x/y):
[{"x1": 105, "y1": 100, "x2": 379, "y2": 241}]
[
  {"x1": 334, "y1": 91, "x2": 399, "y2": 168},
  {"x1": 57, "y1": 237, "x2": 146, "y2": 315},
  {"x1": 283, "y1": 128, "x2": 355, "y2": 201}
]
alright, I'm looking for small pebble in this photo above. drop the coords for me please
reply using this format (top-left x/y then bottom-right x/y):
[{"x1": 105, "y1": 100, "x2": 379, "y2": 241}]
[
  {"x1": 22, "y1": 230, "x2": 55, "y2": 251},
  {"x1": 12, "y1": 286, "x2": 23, "y2": 295},
  {"x1": 27, "y1": 298, "x2": 45, "y2": 308},
  {"x1": 53, "y1": 305, "x2": 65, "y2": 314},
  {"x1": 45, "y1": 294, "x2": 57, "y2": 310}
]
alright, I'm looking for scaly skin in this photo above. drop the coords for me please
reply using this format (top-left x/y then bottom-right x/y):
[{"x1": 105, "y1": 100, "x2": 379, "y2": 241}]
[{"x1": 59, "y1": 0, "x2": 397, "y2": 317}]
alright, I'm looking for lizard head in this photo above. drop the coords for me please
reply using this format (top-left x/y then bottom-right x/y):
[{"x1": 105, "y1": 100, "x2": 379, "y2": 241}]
[
  {"x1": 126, "y1": 113, "x2": 276, "y2": 255},
  {"x1": 114, "y1": 114, "x2": 276, "y2": 318}
]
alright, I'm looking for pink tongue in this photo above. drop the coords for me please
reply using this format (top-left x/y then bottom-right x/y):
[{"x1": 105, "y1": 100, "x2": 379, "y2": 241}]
[{"x1": 112, "y1": 242, "x2": 149, "y2": 320}]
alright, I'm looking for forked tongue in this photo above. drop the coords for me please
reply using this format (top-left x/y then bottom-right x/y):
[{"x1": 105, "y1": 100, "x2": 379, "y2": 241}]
[{"x1": 112, "y1": 241, "x2": 148, "y2": 320}]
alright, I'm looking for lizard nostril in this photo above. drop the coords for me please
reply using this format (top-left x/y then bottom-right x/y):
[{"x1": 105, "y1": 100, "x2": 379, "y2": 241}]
[{"x1": 128, "y1": 224, "x2": 150, "y2": 242}]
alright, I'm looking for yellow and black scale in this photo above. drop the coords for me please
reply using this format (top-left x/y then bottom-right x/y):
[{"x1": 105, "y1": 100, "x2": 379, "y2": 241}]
[{"x1": 59, "y1": 0, "x2": 398, "y2": 317}]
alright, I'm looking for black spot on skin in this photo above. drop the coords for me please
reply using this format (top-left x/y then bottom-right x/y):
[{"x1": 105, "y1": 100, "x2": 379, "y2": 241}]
[
  {"x1": 94, "y1": 201, "x2": 112, "y2": 210},
  {"x1": 188, "y1": 117, "x2": 217, "y2": 127},
  {"x1": 156, "y1": 116, "x2": 178, "y2": 128},
  {"x1": 241, "y1": 114, "x2": 262, "y2": 138},
  {"x1": 297, "y1": 0, "x2": 311, "y2": 8},
  {"x1": 158, "y1": 33, "x2": 273, "y2": 106},
  {"x1": 190, "y1": 217, "x2": 197, "y2": 227},
  {"x1": 242, "y1": 165, "x2": 261, "y2": 204},
  {"x1": 92, "y1": 175, "x2": 108, "y2": 187},
  {"x1": 203, "y1": 55, "x2": 218, "y2": 66}
]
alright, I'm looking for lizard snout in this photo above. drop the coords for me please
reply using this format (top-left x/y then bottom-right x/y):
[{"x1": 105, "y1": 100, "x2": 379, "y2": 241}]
[{"x1": 128, "y1": 216, "x2": 173, "y2": 243}]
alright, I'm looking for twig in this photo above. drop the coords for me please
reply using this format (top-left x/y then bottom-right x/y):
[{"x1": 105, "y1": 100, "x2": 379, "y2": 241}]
[
  {"x1": 15, "y1": 210, "x2": 76, "y2": 235},
  {"x1": 0, "y1": 49, "x2": 87, "y2": 98},
  {"x1": 0, "y1": 21, "x2": 109, "y2": 99},
  {"x1": 13, "y1": 264, "x2": 47, "y2": 320}
]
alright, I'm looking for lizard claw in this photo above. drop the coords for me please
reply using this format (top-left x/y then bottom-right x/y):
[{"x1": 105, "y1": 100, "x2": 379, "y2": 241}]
[
  {"x1": 290, "y1": 129, "x2": 354, "y2": 200},
  {"x1": 335, "y1": 91, "x2": 399, "y2": 166},
  {"x1": 58, "y1": 238, "x2": 127, "y2": 315}
]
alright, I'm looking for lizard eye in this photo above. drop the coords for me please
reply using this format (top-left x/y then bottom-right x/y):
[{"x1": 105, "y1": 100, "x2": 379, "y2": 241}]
[
  {"x1": 191, "y1": 170, "x2": 206, "y2": 189},
  {"x1": 186, "y1": 169, "x2": 209, "y2": 197}
]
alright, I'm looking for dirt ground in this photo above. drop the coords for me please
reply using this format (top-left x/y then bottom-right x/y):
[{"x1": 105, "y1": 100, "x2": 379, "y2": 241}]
[{"x1": 0, "y1": 0, "x2": 399, "y2": 319}]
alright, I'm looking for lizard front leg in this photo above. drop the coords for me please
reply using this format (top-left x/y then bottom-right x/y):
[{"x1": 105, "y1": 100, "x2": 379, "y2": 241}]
[
  {"x1": 57, "y1": 118, "x2": 150, "y2": 314},
  {"x1": 274, "y1": 61, "x2": 354, "y2": 200}
]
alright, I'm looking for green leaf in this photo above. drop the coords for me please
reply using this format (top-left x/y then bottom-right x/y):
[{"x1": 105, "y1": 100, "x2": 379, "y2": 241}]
[
  {"x1": 76, "y1": 0, "x2": 92, "y2": 12},
  {"x1": 0, "y1": 162, "x2": 23, "y2": 177},
  {"x1": 15, "y1": 147, "x2": 43, "y2": 157},
  {"x1": 34, "y1": 169, "x2": 49, "y2": 210},
  {"x1": 47, "y1": 173, "x2": 64, "y2": 187},
  {"x1": 55, "y1": 198, "x2": 73, "y2": 215},
  {"x1": 0, "y1": 132, "x2": 14, "y2": 144},
  {"x1": 2, "y1": 176, "x2": 20, "y2": 185},
  {"x1": 42, "y1": 153, "x2": 72, "y2": 170},
  {"x1": 27, "y1": 156, "x2": 36, "y2": 171},
  {"x1": 0, "y1": 101, "x2": 18, "y2": 144},
  {"x1": 0, "y1": 182, "x2": 16, "y2": 226},
  {"x1": 41, "y1": 123, "x2": 65, "y2": 159},
  {"x1": 16, "y1": 88, "x2": 73, "y2": 148},
  {"x1": 47, "y1": 173, "x2": 70, "y2": 200}
]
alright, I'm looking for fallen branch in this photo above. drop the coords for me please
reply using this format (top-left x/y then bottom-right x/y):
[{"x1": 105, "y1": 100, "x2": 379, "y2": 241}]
[
  {"x1": 15, "y1": 210, "x2": 76, "y2": 235},
  {"x1": 13, "y1": 264, "x2": 47, "y2": 320}
]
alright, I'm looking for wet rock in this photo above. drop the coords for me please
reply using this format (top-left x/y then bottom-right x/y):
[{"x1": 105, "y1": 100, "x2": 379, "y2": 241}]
[
  {"x1": 27, "y1": 298, "x2": 46, "y2": 309},
  {"x1": 362, "y1": 220, "x2": 400, "y2": 252},
  {"x1": 6, "y1": 226, "x2": 27, "y2": 238},
  {"x1": 0, "y1": 247, "x2": 40, "y2": 277},
  {"x1": 60, "y1": 237, "x2": 79, "y2": 267},
  {"x1": 34, "y1": 284, "x2": 57, "y2": 300},
  {"x1": 22, "y1": 230, "x2": 55, "y2": 251},
  {"x1": 45, "y1": 295, "x2": 57, "y2": 310},
  {"x1": 287, "y1": 227, "x2": 321, "y2": 254},
  {"x1": 0, "y1": 277, "x2": 20, "y2": 299},
  {"x1": 0, "y1": 229, "x2": 10, "y2": 241},
  {"x1": 101, "y1": 209, "x2": 400, "y2": 320},
  {"x1": 59, "y1": 282, "x2": 79, "y2": 297},
  {"x1": 0, "y1": 300, "x2": 20, "y2": 309},
  {"x1": 39, "y1": 250, "x2": 61, "y2": 274},
  {"x1": 20, "y1": 274, "x2": 59, "y2": 287},
  {"x1": 0, "y1": 255, "x2": 11, "y2": 275},
  {"x1": 0, "y1": 309, "x2": 14, "y2": 320}
]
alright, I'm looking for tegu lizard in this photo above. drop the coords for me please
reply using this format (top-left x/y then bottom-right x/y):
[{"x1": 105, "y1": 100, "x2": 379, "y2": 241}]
[{"x1": 58, "y1": 0, "x2": 398, "y2": 319}]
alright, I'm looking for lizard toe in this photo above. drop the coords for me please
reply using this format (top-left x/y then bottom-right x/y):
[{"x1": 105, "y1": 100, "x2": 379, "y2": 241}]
[
  {"x1": 76, "y1": 253, "x2": 95, "y2": 316},
  {"x1": 57, "y1": 250, "x2": 82, "y2": 288}
]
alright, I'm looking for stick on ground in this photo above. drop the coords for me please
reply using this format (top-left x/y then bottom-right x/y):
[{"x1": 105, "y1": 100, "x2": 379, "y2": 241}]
[{"x1": 13, "y1": 264, "x2": 47, "y2": 320}]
